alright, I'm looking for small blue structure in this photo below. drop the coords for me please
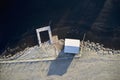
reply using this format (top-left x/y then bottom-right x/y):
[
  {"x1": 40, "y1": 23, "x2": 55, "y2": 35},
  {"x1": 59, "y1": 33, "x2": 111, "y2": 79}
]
[{"x1": 64, "y1": 38, "x2": 80, "y2": 54}]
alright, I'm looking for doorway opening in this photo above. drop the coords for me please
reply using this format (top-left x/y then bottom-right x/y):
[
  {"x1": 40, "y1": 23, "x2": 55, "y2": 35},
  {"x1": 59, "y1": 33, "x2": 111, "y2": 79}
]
[
  {"x1": 39, "y1": 30, "x2": 50, "y2": 43},
  {"x1": 36, "y1": 26, "x2": 53, "y2": 46}
]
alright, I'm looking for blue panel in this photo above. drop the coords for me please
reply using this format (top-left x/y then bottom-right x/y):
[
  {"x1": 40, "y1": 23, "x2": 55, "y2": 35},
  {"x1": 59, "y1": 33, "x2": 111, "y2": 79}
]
[{"x1": 64, "y1": 46, "x2": 80, "y2": 54}]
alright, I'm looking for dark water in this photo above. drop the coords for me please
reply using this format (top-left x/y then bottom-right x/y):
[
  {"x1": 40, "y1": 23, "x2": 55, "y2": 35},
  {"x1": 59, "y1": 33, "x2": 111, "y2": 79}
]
[{"x1": 0, "y1": 0, "x2": 120, "y2": 54}]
